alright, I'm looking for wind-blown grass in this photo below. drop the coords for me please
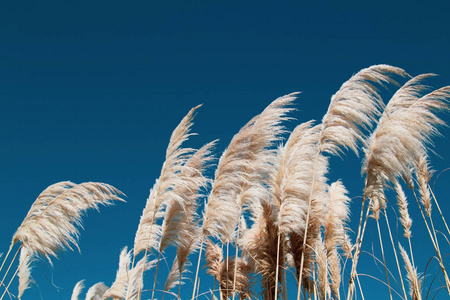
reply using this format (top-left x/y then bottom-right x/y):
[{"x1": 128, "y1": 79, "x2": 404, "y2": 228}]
[{"x1": 1, "y1": 65, "x2": 450, "y2": 300}]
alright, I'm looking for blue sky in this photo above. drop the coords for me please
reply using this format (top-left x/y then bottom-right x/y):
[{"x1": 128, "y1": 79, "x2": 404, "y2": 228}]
[{"x1": 1, "y1": 1, "x2": 450, "y2": 299}]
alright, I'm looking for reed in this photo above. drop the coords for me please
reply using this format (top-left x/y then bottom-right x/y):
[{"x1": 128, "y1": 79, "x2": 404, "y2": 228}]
[{"x1": 2, "y1": 65, "x2": 450, "y2": 300}]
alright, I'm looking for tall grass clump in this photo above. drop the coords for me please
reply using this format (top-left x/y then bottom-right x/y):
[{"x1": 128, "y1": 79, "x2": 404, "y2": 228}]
[{"x1": 1, "y1": 64, "x2": 450, "y2": 300}]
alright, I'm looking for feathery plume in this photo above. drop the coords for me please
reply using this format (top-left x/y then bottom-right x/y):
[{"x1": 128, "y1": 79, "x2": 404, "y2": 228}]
[
  {"x1": 275, "y1": 122, "x2": 328, "y2": 284},
  {"x1": 164, "y1": 255, "x2": 186, "y2": 292},
  {"x1": 417, "y1": 155, "x2": 432, "y2": 217},
  {"x1": 324, "y1": 180, "x2": 351, "y2": 252},
  {"x1": 273, "y1": 121, "x2": 315, "y2": 235},
  {"x1": 219, "y1": 258, "x2": 252, "y2": 300},
  {"x1": 203, "y1": 93, "x2": 297, "y2": 243},
  {"x1": 126, "y1": 256, "x2": 156, "y2": 300},
  {"x1": 315, "y1": 238, "x2": 329, "y2": 300},
  {"x1": 399, "y1": 244, "x2": 423, "y2": 300},
  {"x1": 363, "y1": 75, "x2": 449, "y2": 199},
  {"x1": 205, "y1": 238, "x2": 224, "y2": 280},
  {"x1": 71, "y1": 280, "x2": 85, "y2": 300},
  {"x1": 324, "y1": 180, "x2": 351, "y2": 298},
  {"x1": 18, "y1": 247, "x2": 34, "y2": 299},
  {"x1": 22, "y1": 181, "x2": 77, "y2": 220},
  {"x1": 395, "y1": 181, "x2": 412, "y2": 238},
  {"x1": 86, "y1": 282, "x2": 108, "y2": 300},
  {"x1": 341, "y1": 233, "x2": 353, "y2": 259},
  {"x1": 13, "y1": 182, "x2": 124, "y2": 261},
  {"x1": 103, "y1": 247, "x2": 132, "y2": 299},
  {"x1": 134, "y1": 105, "x2": 200, "y2": 256},
  {"x1": 241, "y1": 201, "x2": 280, "y2": 300},
  {"x1": 319, "y1": 64, "x2": 407, "y2": 156},
  {"x1": 159, "y1": 141, "x2": 216, "y2": 253}
]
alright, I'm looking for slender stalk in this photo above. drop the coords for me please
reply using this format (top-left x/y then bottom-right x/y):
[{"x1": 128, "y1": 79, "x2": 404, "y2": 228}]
[
  {"x1": 226, "y1": 242, "x2": 229, "y2": 298},
  {"x1": 191, "y1": 235, "x2": 205, "y2": 300},
  {"x1": 408, "y1": 237, "x2": 415, "y2": 269},
  {"x1": 347, "y1": 199, "x2": 371, "y2": 300},
  {"x1": 0, "y1": 246, "x2": 25, "y2": 300},
  {"x1": 0, "y1": 244, "x2": 14, "y2": 277},
  {"x1": 0, "y1": 245, "x2": 21, "y2": 294},
  {"x1": 211, "y1": 277, "x2": 217, "y2": 300},
  {"x1": 177, "y1": 268, "x2": 182, "y2": 299},
  {"x1": 355, "y1": 274, "x2": 365, "y2": 300},
  {"x1": 196, "y1": 275, "x2": 201, "y2": 300},
  {"x1": 135, "y1": 207, "x2": 160, "y2": 300},
  {"x1": 296, "y1": 152, "x2": 320, "y2": 300},
  {"x1": 0, "y1": 263, "x2": 20, "y2": 300},
  {"x1": 311, "y1": 263, "x2": 316, "y2": 300},
  {"x1": 427, "y1": 209, "x2": 450, "y2": 293},
  {"x1": 133, "y1": 246, "x2": 149, "y2": 300},
  {"x1": 376, "y1": 219, "x2": 393, "y2": 300},
  {"x1": 282, "y1": 247, "x2": 288, "y2": 300},
  {"x1": 412, "y1": 190, "x2": 450, "y2": 296},
  {"x1": 232, "y1": 208, "x2": 242, "y2": 300},
  {"x1": 150, "y1": 250, "x2": 163, "y2": 300},
  {"x1": 428, "y1": 184, "x2": 450, "y2": 238},
  {"x1": 274, "y1": 232, "x2": 282, "y2": 300},
  {"x1": 383, "y1": 211, "x2": 407, "y2": 300}
]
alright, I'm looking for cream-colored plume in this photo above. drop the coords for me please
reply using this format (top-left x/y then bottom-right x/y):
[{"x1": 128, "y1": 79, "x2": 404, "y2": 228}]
[
  {"x1": 133, "y1": 105, "x2": 200, "y2": 256},
  {"x1": 319, "y1": 65, "x2": 407, "y2": 156},
  {"x1": 13, "y1": 182, "x2": 124, "y2": 261}
]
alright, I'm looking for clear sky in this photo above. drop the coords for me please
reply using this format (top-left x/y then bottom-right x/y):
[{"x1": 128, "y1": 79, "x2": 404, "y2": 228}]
[{"x1": 1, "y1": 1, "x2": 450, "y2": 299}]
